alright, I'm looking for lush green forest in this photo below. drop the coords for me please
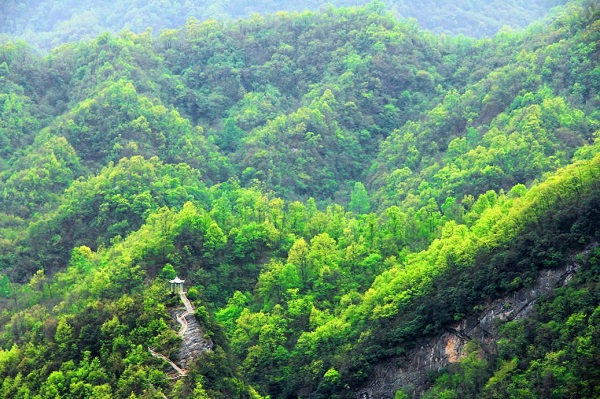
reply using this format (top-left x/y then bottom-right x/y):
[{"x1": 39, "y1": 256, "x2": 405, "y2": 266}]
[
  {"x1": 0, "y1": 0, "x2": 599, "y2": 398},
  {"x1": 0, "y1": 0, "x2": 568, "y2": 49}
]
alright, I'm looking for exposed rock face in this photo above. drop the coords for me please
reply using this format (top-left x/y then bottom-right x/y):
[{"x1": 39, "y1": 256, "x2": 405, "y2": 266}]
[
  {"x1": 177, "y1": 310, "x2": 214, "y2": 369},
  {"x1": 166, "y1": 292, "x2": 214, "y2": 371},
  {"x1": 356, "y1": 262, "x2": 580, "y2": 399}
]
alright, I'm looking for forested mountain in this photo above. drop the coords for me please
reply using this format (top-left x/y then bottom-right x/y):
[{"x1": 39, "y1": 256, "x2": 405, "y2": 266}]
[
  {"x1": 0, "y1": 0, "x2": 568, "y2": 49},
  {"x1": 0, "y1": 1, "x2": 599, "y2": 398}
]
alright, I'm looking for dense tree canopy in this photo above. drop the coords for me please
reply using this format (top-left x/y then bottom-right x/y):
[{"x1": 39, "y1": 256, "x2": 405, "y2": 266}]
[
  {"x1": 0, "y1": 0, "x2": 568, "y2": 49},
  {"x1": 0, "y1": 1, "x2": 599, "y2": 398}
]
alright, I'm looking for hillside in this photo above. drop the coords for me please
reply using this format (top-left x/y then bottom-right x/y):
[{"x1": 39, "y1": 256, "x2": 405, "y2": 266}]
[
  {"x1": 0, "y1": 0, "x2": 567, "y2": 49},
  {"x1": 0, "y1": 1, "x2": 599, "y2": 398}
]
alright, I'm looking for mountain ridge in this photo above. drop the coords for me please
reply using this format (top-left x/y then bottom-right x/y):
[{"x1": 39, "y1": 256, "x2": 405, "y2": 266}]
[
  {"x1": 0, "y1": 1, "x2": 599, "y2": 398},
  {"x1": 0, "y1": 0, "x2": 568, "y2": 50}
]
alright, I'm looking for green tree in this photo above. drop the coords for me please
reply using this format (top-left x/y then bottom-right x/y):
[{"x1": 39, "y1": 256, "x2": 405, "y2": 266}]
[
  {"x1": 160, "y1": 263, "x2": 177, "y2": 280},
  {"x1": 349, "y1": 182, "x2": 371, "y2": 214},
  {"x1": 55, "y1": 318, "x2": 75, "y2": 360}
]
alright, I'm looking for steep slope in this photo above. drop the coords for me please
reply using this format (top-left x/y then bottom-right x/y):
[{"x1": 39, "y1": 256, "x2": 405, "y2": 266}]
[
  {"x1": 176, "y1": 291, "x2": 214, "y2": 369},
  {"x1": 1, "y1": 3, "x2": 596, "y2": 211},
  {"x1": 150, "y1": 290, "x2": 214, "y2": 377},
  {"x1": 369, "y1": 1, "x2": 600, "y2": 211},
  {"x1": 0, "y1": 2, "x2": 598, "y2": 398},
  {"x1": 417, "y1": 242, "x2": 600, "y2": 398},
  {"x1": 358, "y1": 249, "x2": 589, "y2": 397},
  {"x1": 217, "y1": 148, "x2": 600, "y2": 398}
]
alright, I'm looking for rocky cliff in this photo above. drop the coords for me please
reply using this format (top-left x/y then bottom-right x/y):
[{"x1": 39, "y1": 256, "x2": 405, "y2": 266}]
[
  {"x1": 177, "y1": 309, "x2": 214, "y2": 369},
  {"x1": 356, "y1": 258, "x2": 582, "y2": 399},
  {"x1": 162, "y1": 292, "x2": 214, "y2": 373}
]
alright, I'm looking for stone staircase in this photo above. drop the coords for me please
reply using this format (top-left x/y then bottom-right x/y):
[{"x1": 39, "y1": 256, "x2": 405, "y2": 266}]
[
  {"x1": 149, "y1": 290, "x2": 213, "y2": 376},
  {"x1": 177, "y1": 291, "x2": 213, "y2": 369}
]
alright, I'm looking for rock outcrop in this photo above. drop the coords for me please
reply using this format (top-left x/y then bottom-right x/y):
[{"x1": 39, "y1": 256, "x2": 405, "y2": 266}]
[
  {"x1": 177, "y1": 305, "x2": 214, "y2": 369},
  {"x1": 356, "y1": 261, "x2": 581, "y2": 399},
  {"x1": 152, "y1": 291, "x2": 214, "y2": 377},
  {"x1": 148, "y1": 347, "x2": 188, "y2": 378}
]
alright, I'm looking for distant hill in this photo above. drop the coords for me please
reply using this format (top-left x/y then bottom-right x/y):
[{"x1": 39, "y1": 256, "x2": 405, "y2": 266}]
[
  {"x1": 0, "y1": 0, "x2": 567, "y2": 49},
  {"x1": 0, "y1": 2, "x2": 598, "y2": 398}
]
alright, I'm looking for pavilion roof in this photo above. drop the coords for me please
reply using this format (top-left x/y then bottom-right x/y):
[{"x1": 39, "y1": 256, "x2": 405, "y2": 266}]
[{"x1": 169, "y1": 276, "x2": 185, "y2": 284}]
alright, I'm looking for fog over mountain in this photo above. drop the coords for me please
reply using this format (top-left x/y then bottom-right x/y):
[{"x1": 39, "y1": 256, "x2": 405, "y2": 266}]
[{"x1": 1, "y1": 0, "x2": 567, "y2": 49}]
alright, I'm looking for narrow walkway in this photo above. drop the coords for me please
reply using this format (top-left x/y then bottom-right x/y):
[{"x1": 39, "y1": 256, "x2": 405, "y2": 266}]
[
  {"x1": 177, "y1": 311, "x2": 188, "y2": 337},
  {"x1": 148, "y1": 347, "x2": 187, "y2": 377},
  {"x1": 149, "y1": 290, "x2": 214, "y2": 377},
  {"x1": 180, "y1": 291, "x2": 195, "y2": 314},
  {"x1": 177, "y1": 291, "x2": 214, "y2": 369}
]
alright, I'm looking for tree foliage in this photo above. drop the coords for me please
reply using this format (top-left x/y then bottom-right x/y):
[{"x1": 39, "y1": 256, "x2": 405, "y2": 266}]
[{"x1": 0, "y1": 1, "x2": 599, "y2": 398}]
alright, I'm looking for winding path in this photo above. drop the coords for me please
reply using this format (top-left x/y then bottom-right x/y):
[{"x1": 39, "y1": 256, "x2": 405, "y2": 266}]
[
  {"x1": 175, "y1": 291, "x2": 193, "y2": 337},
  {"x1": 148, "y1": 347, "x2": 187, "y2": 377},
  {"x1": 180, "y1": 291, "x2": 195, "y2": 314},
  {"x1": 177, "y1": 311, "x2": 188, "y2": 337},
  {"x1": 177, "y1": 291, "x2": 213, "y2": 369},
  {"x1": 148, "y1": 290, "x2": 213, "y2": 377}
]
